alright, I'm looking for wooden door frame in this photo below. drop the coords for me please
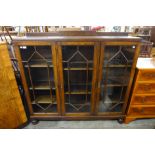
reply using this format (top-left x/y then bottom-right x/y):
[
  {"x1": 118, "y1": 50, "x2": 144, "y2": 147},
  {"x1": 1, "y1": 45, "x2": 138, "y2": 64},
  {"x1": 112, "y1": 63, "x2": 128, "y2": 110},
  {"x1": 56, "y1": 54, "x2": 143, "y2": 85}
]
[
  {"x1": 94, "y1": 41, "x2": 141, "y2": 116},
  {"x1": 56, "y1": 41, "x2": 99, "y2": 116},
  {"x1": 14, "y1": 42, "x2": 61, "y2": 117}
]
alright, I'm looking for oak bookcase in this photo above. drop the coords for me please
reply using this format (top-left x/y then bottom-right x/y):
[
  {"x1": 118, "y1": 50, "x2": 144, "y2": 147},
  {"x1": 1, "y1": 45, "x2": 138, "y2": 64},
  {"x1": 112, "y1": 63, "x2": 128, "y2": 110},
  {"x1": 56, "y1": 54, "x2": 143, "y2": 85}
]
[{"x1": 12, "y1": 36, "x2": 141, "y2": 123}]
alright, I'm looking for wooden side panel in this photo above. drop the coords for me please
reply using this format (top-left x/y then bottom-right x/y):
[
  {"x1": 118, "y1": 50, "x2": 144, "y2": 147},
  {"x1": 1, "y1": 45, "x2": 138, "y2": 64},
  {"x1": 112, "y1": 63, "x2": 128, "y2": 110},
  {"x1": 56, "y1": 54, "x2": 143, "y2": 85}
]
[{"x1": 0, "y1": 43, "x2": 27, "y2": 128}]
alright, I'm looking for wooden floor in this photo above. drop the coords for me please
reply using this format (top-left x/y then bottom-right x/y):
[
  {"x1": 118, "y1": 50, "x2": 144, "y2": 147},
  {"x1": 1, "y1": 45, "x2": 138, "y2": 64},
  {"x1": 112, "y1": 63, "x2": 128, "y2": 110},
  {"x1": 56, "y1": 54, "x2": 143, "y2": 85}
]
[{"x1": 24, "y1": 119, "x2": 155, "y2": 129}]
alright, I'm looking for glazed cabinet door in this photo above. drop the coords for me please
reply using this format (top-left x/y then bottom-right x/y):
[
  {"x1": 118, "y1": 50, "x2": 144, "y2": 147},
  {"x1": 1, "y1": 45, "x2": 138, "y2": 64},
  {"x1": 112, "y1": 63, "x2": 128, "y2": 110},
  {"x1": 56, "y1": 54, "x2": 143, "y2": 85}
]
[
  {"x1": 14, "y1": 43, "x2": 61, "y2": 115},
  {"x1": 57, "y1": 42, "x2": 99, "y2": 114},
  {"x1": 96, "y1": 42, "x2": 140, "y2": 115}
]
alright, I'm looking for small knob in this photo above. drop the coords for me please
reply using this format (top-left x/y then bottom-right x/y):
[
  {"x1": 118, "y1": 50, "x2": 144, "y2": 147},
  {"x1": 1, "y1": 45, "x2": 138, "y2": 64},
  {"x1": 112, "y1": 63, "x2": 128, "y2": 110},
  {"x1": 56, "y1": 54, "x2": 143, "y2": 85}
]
[
  {"x1": 144, "y1": 85, "x2": 151, "y2": 91},
  {"x1": 141, "y1": 97, "x2": 146, "y2": 104},
  {"x1": 149, "y1": 74, "x2": 155, "y2": 78},
  {"x1": 141, "y1": 109, "x2": 145, "y2": 113}
]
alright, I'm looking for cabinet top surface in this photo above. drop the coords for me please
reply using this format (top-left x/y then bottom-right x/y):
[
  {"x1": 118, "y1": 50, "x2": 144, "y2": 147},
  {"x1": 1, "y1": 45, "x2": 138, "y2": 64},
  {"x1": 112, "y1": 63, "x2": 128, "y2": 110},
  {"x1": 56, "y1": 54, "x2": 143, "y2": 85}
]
[
  {"x1": 12, "y1": 36, "x2": 141, "y2": 42},
  {"x1": 137, "y1": 58, "x2": 155, "y2": 69}
]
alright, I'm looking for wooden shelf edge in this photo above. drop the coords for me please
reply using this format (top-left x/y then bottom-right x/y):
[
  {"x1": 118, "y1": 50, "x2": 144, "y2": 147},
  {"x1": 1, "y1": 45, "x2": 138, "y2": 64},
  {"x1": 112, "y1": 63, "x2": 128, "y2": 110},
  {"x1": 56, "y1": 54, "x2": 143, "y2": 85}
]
[
  {"x1": 32, "y1": 95, "x2": 56, "y2": 104},
  {"x1": 65, "y1": 91, "x2": 92, "y2": 95}
]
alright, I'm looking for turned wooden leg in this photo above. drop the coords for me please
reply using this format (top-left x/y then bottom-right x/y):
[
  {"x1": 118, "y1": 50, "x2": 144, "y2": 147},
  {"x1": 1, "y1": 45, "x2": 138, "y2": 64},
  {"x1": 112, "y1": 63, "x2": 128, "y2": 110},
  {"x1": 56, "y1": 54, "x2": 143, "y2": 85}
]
[
  {"x1": 124, "y1": 117, "x2": 136, "y2": 124},
  {"x1": 117, "y1": 118, "x2": 124, "y2": 124},
  {"x1": 31, "y1": 119, "x2": 39, "y2": 125}
]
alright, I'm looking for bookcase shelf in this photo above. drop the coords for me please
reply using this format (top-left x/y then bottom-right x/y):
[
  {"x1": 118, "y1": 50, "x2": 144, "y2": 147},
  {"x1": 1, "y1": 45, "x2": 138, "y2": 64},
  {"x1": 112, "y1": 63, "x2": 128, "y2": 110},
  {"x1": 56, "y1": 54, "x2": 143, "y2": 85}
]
[{"x1": 32, "y1": 95, "x2": 56, "y2": 104}]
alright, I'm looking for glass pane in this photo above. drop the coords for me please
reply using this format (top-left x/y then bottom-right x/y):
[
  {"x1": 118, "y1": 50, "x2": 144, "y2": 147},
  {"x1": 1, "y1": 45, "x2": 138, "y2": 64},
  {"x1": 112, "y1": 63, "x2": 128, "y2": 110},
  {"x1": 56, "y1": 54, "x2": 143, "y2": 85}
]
[
  {"x1": 103, "y1": 67, "x2": 132, "y2": 86},
  {"x1": 65, "y1": 94, "x2": 91, "y2": 112},
  {"x1": 99, "y1": 45, "x2": 135, "y2": 113},
  {"x1": 104, "y1": 46, "x2": 135, "y2": 66},
  {"x1": 20, "y1": 45, "x2": 57, "y2": 113},
  {"x1": 99, "y1": 86, "x2": 127, "y2": 112},
  {"x1": 62, "y1": 45, "x2": 94, "y2": 113}
]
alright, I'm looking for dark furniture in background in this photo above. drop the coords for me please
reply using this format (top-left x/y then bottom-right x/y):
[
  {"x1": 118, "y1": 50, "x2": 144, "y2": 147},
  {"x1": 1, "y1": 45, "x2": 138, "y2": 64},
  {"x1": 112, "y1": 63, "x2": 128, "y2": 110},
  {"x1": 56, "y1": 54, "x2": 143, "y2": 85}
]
[{"x1": 139, "y1": 40, "x2": 153, "y2": 57}]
